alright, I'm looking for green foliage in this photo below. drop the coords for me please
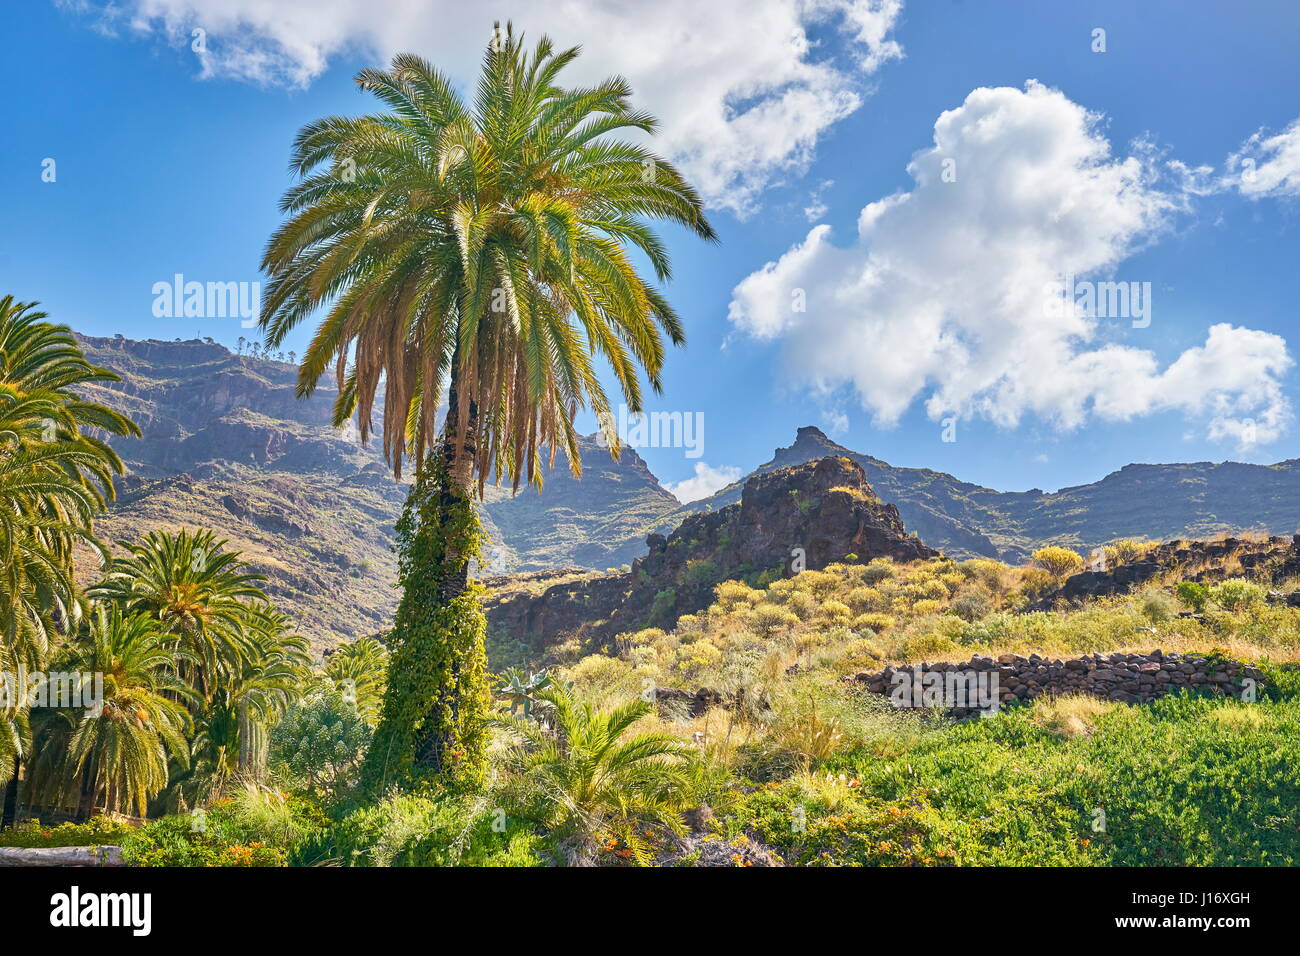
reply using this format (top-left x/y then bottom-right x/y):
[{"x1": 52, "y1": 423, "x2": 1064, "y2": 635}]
[
  {"x1": 120, "y1": 796, "x2": 315, "y2": 867},
  {"x1": 1208, "y1": 577, "x2": 1266, "y2": 611},
  {"x1": 0, "y1": 816, "x2": 132, "y2": 848},
  {"x1": 270, "y1": 690, "x2": 371, "y2": 801},
  {"x1": 648, "y1": 587, "x2": 678, "y2": 628},
  {"x1": 1176, "y1": 581, "x2": 1210, "y2": 612},
  {"x1": 329, "y1": 792, "x2": 542, "y2": 867},
  {"x1": 259, "y1": 27, "x2": 715, "y2": 485},
  {"x1": 362, "y1": 466, "x2": 491, "y2": 793},
  {"x1": 725, "y1": 693, "x2": 1300, "y2": 865},
  {"x1": 496, "y1": 682, "x2": 700, "y2": 865},
  {"x1": 323, "y1": 636, "x2": 389, "y2": 724}
]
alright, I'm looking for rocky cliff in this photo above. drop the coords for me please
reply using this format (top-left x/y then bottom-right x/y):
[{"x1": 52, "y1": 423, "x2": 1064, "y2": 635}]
[{"x1": 484, "y1": 456, "x2": 937, "y2": 656}]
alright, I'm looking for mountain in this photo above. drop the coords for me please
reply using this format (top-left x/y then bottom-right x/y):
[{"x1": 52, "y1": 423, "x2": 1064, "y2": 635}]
[
  {"x1": 678, "y1": 425, "x2": 1300, "y2": 563},
  {"x1": 72, "y1": 333, "x2": 1300, "y2": 650},
  {"x1": 71, "y1": 334, "x2": 680, "y2": 648},
  {"x1": 484, "y1": 456, "x2": 937, "y2": 656}
]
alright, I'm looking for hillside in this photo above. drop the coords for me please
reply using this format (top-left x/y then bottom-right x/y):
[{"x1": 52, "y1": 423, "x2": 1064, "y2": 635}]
[
  {"x1": 675, "y1": 426, "x2": 1300, "y2": 563},
  {"x1": 73, "y1": 334, "x2": 1300, "y2": 649},
  {"x1": 72, "y1": 334, "x2": 680, "y2": 648}
]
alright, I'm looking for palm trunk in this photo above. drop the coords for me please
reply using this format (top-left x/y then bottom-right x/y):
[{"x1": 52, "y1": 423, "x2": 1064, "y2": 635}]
[
  {"x1": 436, "y1": 360, "x2": 479, "y2": 602},
  {"x1": 364, "y1": 351, "x2": 491, "y2": 789},
  {"x1": 2, "y1": 758, "x2": 20, "y2": 828}
]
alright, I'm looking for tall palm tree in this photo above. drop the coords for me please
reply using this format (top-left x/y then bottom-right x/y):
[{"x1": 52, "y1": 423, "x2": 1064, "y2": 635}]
[
  {"x1": 0, "y1": 296, "x2": 139, "y2": 823},
  {"x1": 0, "y1": 297, "x2": 139, "y2": 670},
  {"x1": 259, "y1": 24, "x2": 714, "y2": 783}
]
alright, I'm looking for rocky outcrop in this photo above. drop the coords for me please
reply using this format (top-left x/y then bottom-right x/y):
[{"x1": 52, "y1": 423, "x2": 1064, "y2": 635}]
[
  {"x1": 485, "y1": 456, "x2": 938, "y2": 653},
  {"x1": 1055, "y1": 534, "x2": 1300, "y2": 603},
  {"x1": 850, "y1": 650, "x2": 1265, "y2": 718}
]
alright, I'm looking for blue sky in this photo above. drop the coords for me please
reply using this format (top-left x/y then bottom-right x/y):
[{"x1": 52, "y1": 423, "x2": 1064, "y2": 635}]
[{"x1": 3, "y1": 0, "x2": 1299, "y2": 499}]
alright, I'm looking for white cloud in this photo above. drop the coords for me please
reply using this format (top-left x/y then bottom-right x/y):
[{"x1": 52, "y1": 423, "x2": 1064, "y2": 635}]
[
  {"x1": 1224, "y1": 117, "x2": 1300, "y2": 198},
  {"x1": 77, "y1": 0, "x2": 904, "y2": 216},
  {"x1": 728, "y1": 81, "x2": 1292, "y2": 449},
  {"x1": 666, "y1": 462, "x2": 742, "y2": 502}
]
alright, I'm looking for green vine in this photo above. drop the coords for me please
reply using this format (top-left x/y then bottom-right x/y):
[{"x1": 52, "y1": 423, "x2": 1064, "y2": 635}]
[{"x1": 362, "y1": 457, "x2": 491, "y2": 794}]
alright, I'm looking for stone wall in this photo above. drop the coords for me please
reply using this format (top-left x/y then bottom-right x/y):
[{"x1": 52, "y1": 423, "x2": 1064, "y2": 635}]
[{"x1": 850, "y1": 650, "x2": 1264, "y2": 718}]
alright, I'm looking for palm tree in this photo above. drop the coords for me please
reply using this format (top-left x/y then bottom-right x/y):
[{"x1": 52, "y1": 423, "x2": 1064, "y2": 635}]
[
  {"x1": 324, "y1": 635, "x2": 389, "y2": 724},
  {"x1": 497, "y1": 682, "x2": 699, "y2": 865},
  {"x1": 259, "y1": 24, "x2": 714, "y2": 783},
  {"x1": 0, "y1": 296, "x2": 139, "y2": 821},
  {"x1": 89, "y1": 528, "x2": 269, "y2": 700},
  {"x1": 166, "y1": 604, "x2": 310, "y2": 808},
  {"x1": 51, "y1": 608, "x2": 193, "y2": 818}
]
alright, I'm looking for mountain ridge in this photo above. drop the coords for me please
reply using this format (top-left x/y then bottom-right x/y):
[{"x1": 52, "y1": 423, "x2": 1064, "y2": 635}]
[{"x1": 68, "y1": 332, "x2": 1300, "y2": 649}]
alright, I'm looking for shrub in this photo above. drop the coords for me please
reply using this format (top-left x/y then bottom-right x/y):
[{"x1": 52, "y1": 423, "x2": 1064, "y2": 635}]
[
  {"x1": 847, "y1": 587, "x2": 885, "y2": 613},
  {"x1": 951, "y1": 585, "x2": 992, "y2": 622},
  {"x1": 748, "y1": 603, "x2": 800, "y2": 636},
  {"x1": 1139, "y1": 589, "x2": 1177, "y2": 623},
  {"x1": 794, "y1": 570, "x2": 839, "y2": 598},
  {"x1": 785, "y1": 591, "x2": 817, "y2": 621},
  {"x1": 1104, "y1": 538, "x2": 1156, "y2": 566},
  {"x1": 1032, "y1": 546, "x2": 1084, "y2": 580},
  {"x1": 854, "y1": 613, "x2": 896, "y2": 633},
  {"x1": 818, "y1": 600, "x2": 853, "y2": 624},
  {"x1": 1176, "y1": 581, "x2": 1210, "y2": 613},
  {"x1": 0, "y1": 817, "x2": 133, "y2": 848},
  {"x1": 1209, "y1": 578, "x2": 1266, "y2": 612},
  {"x1": 714, "y1": 580, "x2": 756, "y2": 610},
  {"x1": 270, "y1": 690, "x2": 371, "y2": 802},
  {"x1": 648, "y1": 587, "x2": 678, "y2": 627},
  {"x1": 121, "y1": 798, "x2": 314, "y2": 867},
  {"x1": 858, "y1": 561, "x2": 895, "y2": 585}
]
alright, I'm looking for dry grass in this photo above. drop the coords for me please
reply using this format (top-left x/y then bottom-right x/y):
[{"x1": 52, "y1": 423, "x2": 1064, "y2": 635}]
[{"x1": 1030, "y1": 695, "x2": 1118, "y2": 739}]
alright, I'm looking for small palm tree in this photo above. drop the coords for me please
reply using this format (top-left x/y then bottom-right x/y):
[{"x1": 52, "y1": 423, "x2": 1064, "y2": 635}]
[
  {"x1": 497, "y1": 682, "x2": 699, "y2": 865},
  {"x1": 58, "y1": 608, "x2": 194, "y2": 818},
  {"x1": 324, "y1": 636, "x2": 389, "y2": 724},
  {"x1": 89, "y1": 528, "x2": 269, "y2": 699}
]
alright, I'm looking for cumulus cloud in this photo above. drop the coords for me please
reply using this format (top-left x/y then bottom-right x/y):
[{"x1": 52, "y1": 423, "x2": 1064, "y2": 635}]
[
  {"x1": 666, "y1": 463, "x2": 742, "y2": 503},
  {"x1": 728, "y1": 81, "x2": 1293, "y2": 449},
  {"x1": 75, "y1": 0, "x2": 904, "y2": 215},
  {"x1": 1224, "y1": 117, "x2": 1300, "y2": 199}
]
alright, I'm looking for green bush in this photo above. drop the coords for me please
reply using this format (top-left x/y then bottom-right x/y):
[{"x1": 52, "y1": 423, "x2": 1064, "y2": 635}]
[
  {"x1": 120, "y1": 790, "x2": 326, "y2": 867},
  {"x1": 271, "y1": 689, "x2": 371, "y2": 801},
  {"x1": 0, "y1": 816, "x2": 133, "y2": 848},
  {"x1": 1176, "y1": 581, "x2": 1210, "y2": 612},
  {"x1": 330, "y1": 792, "x2": 543, "y2": 867},
  {"x1": 1209, "y1": 578, "x2": 1266, "y2": 612}
]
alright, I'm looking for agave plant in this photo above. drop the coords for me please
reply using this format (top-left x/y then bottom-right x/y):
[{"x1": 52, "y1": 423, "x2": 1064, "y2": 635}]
[{"x1": 496, "y1": 667, "x2": 554, "y2": 720}]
